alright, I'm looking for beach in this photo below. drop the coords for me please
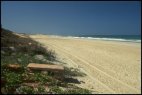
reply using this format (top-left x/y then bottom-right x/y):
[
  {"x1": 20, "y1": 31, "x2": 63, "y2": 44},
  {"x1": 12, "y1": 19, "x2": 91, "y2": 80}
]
[{"x1": 29, "y1": 35, "x2": 141, "y2": 94}]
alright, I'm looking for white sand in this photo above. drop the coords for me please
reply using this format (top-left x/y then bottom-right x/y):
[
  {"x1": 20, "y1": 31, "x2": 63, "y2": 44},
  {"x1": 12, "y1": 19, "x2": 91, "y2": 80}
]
[{"x1": 30, "y1": 35, "x2": 141, "y2": 94}]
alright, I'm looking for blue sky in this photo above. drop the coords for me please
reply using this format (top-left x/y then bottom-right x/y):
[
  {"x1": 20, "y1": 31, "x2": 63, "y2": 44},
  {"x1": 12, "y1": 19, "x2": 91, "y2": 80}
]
[{"x1": 1, "y1": 1, "x2": 141, "y2": 36}]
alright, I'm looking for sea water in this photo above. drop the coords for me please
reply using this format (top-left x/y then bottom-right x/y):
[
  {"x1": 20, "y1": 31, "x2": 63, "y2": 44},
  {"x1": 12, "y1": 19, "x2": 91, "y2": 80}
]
[{"x1": 66, "y1": 35, "x2": 141, "y2": 43}]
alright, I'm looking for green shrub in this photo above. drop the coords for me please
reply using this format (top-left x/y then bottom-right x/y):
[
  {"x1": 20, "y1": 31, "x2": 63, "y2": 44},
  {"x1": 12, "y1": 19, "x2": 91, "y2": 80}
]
[
  {"x1": 37, "y1": 86, "x2": 46, "y2": 93},
  {"x1": 65, "y1": 88, "x2": 91, "y2": 94},
  {"x1": 6, "y1": 72, "x2": 22, "y2": 86},
  {"x1": 4, "y1": 72, "x2": 23, "y2": 93},
  {"x1": 49, "y1": 86, "x2": 64, "y2": 94},
  {"x1": 16, "y1": 86, "x2": 35, "y2": 94}
]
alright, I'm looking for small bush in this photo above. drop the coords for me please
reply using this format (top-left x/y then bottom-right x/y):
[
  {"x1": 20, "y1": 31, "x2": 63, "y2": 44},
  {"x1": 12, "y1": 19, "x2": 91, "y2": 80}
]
[
  {"x1": 65, "y1": 88, "x2": 91, "y2": 94},
  {"x1": 36, "y1": 86, "x2": 46, "y2": 93},
  {"x1": 16, "y1": 86, "x2": 35, "y2": 94},
  {"x1": 4, "y1": 72, "x2": 23, "y2": 93},
  {"x1": 49, "y1": 86, "x2": 64, "y2": 94}
]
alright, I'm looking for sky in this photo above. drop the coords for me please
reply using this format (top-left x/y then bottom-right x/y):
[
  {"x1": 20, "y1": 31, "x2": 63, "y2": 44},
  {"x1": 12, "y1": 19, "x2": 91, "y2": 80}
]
[{"x1": 1, "y1": 1, "x2": 141, "y2": 36}]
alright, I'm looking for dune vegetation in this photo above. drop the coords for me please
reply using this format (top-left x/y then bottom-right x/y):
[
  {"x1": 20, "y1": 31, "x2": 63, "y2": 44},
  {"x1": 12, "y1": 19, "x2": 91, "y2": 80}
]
[{"x1": 1, "y1": 28, "x2": 91, "y2": 94}]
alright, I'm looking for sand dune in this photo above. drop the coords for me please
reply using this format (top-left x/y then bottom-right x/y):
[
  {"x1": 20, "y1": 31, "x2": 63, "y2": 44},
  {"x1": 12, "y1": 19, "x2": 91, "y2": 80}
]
[{"x1": 30, "y1": 35, "x2": 141, "y2": 94}]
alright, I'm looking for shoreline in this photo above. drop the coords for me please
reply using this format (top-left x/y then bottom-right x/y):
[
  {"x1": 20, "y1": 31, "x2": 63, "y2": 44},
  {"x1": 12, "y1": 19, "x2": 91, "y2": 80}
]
[
  {"x1": 30, "y1": 34, "x2": 140, "y2": 48},
  {"x1": 30, "y1": 34, "x2": 141, "y2": 44}
]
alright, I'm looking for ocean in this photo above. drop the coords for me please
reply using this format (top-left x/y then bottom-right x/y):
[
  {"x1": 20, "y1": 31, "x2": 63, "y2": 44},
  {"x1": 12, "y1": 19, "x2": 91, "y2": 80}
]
[{"x1": 63, "y1": 35, "x2": 141, "y2": 43}]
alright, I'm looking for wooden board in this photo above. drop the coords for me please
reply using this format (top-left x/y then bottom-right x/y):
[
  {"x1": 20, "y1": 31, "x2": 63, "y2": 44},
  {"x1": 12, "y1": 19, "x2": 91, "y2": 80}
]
[{"x1": 27, "y1": 63, "x2": 64, "y2": 72}]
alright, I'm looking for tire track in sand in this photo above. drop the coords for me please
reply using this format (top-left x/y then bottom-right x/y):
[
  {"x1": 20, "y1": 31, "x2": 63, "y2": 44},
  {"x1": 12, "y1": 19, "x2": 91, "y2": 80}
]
[
  {"x1": 45, "y1": 40, "x2": 140, "y2": 94},
  {"x1": 44, "y1": 42, "x2": 116, "y2": 94}
]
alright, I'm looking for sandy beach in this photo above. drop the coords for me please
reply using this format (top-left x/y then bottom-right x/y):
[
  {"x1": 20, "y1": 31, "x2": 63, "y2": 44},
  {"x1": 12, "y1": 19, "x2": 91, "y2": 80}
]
[{"x1": 29, "y1": 35, "x2": 141, "y2": 94}]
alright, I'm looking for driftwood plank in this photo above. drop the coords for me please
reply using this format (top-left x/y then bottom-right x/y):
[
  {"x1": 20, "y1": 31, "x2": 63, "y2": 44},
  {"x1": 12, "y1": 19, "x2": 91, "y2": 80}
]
[{"x1": 27, "y1": 63, "x2": 64, "y2": 72}]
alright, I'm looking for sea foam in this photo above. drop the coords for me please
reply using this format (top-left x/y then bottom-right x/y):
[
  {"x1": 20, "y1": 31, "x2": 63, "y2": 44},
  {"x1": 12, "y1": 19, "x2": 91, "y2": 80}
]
[{"x1": 66, "y1": 36, "x2": 141, "y2": 43}]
